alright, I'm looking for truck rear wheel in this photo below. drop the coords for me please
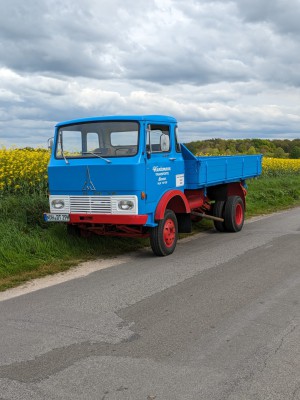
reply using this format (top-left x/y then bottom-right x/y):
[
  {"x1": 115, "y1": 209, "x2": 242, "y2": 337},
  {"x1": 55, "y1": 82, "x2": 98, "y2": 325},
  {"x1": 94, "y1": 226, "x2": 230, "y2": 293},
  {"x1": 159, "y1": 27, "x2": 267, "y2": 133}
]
[
  {"x1": 224, "y1": 196, "x2": 244, "y2": 232},
  {"x1": 150, "y1": 209, "x2": 178, "y2": 256},
  {"x1": 212, "y1": 200, "x2": 226, "y2": 232}
]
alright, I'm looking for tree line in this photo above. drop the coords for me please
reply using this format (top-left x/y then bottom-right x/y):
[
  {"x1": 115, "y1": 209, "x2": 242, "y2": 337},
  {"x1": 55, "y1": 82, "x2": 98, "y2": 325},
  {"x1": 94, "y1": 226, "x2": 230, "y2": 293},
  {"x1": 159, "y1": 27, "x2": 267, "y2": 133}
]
[{"x1": 184, "y1": 138, "x2": 300, "y2": 159}]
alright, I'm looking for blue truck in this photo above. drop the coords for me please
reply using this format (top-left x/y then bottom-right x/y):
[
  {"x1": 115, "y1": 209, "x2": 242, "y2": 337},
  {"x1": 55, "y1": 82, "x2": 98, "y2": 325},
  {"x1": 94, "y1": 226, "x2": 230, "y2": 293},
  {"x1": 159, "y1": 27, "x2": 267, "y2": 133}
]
[{"x1": 44, "y1": 115, "x2": 262, "y2": 256}]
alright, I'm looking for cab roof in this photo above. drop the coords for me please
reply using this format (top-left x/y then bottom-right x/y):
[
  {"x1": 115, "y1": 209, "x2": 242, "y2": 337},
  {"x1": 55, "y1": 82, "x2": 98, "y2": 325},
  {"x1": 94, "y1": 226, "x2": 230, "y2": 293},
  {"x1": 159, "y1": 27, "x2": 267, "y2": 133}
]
[{"x1": 56, "y1": 115, "x2": 177, "y2": 127}]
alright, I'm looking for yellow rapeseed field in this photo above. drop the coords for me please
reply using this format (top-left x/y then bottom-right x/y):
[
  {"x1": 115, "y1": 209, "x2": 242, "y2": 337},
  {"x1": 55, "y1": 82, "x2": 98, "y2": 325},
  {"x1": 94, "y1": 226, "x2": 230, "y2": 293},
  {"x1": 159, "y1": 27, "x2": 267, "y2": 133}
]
[
  {"x1": 262, "y1": 157, "x2": 300, "y2": 176},
  {"x1": 0, "y1": 148, "x2": 299, "y2": 195},
  {"x1": 0, "y1": 147, "x2": 49, "y2": 194}
]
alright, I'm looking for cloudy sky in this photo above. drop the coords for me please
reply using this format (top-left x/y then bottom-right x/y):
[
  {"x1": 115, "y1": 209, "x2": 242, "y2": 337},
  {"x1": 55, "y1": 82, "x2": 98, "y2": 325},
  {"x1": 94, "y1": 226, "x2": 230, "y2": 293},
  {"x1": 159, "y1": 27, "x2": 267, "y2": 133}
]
[{"x1": 1, "y1": 0, "x2": 300, "y2": 147}]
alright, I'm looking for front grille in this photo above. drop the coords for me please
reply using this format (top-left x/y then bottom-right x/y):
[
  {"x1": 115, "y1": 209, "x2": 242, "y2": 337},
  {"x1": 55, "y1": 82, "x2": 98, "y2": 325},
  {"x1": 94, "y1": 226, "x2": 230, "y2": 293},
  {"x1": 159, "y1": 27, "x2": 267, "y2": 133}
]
[{"x1": 70, "y1": 196, "x2": 112, "y2": 214}]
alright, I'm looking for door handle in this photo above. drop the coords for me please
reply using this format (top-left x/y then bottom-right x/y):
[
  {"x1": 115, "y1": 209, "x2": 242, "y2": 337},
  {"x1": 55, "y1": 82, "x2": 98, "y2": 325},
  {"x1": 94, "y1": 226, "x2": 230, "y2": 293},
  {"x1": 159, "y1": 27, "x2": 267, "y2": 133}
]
[{"x1": 169, "y1": 158, "x2": 176, "y2": 161}]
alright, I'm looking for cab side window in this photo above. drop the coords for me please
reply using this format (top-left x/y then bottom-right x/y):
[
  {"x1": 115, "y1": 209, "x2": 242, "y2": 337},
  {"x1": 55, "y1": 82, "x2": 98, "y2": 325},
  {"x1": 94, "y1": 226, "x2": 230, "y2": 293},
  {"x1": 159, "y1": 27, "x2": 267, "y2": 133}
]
[{"x1": 147, "y1": 124, "x2": 170, "y2": 153}]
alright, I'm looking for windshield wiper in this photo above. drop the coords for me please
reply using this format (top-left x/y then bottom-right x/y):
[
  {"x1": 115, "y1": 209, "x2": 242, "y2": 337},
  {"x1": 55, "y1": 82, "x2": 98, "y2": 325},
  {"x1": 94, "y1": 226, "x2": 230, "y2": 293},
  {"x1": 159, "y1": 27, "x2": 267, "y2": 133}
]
[
  {"x1": 82, "y1": 151, "x2": 111, "y2": 163},
  {"x1": 58, "y1": 133, "x2": 69, "y2": 164}
]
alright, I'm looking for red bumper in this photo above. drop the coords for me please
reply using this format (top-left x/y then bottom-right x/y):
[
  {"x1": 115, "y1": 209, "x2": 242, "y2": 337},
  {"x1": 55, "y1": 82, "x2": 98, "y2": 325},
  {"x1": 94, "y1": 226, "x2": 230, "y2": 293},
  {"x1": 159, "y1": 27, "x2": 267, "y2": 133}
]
[{"x1": 69, "y1": 214, "x2": 148, "y2": 225}]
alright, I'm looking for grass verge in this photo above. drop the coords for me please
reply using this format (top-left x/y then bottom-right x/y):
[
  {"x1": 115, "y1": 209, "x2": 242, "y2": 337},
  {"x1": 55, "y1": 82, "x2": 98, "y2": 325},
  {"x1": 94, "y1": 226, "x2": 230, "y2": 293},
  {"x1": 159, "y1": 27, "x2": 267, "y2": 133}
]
[
  {"x1": 1, "y1": 174, "x2": 300, "y2": 291},
  {"x1": 246, "y1": 174, "x2": 300, "y2": 216}
]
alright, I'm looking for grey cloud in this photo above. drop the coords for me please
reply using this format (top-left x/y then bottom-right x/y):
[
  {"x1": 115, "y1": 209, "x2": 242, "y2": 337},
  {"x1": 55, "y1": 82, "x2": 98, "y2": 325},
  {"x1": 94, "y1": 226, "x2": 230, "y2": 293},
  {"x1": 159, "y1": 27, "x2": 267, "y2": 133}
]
[
  {"x1": 0, "y1": 0, "x2": 137, "y2": 77},
  {"x1": 0, "y1": 0, "x2": 300, "y2": 146},
  {"x1": 0, "y1": 0, "x2": 256, "y2": 84},
  {"x1": 0, "y1": 1, "x2": 48, "y2": 40},
  {"x1": 235, "y1": 0, "x2": 300, "y2": 34},
  {"x1": 1, "y1": 0, "x2": 299, "y2": 88},
  {"x1": 193, "y1": 0, "x2": 300, "y2": 36},
  {"x1": 124, "y1": 47, "x2": 253, "y2": 86}
]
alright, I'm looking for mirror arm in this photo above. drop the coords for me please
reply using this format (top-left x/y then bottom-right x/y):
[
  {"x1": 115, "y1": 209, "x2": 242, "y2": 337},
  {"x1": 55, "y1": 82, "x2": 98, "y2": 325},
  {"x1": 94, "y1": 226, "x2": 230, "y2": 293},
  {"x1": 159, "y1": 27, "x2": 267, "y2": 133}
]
[{"x1": 47, "y1": 137, "x2": 54, "y2": 151}]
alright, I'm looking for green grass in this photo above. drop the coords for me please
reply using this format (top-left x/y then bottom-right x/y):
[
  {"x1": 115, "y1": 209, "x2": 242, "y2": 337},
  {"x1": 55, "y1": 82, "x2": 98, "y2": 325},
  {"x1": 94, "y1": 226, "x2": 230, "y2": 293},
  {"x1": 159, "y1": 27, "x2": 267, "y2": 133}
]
[
  {"x1": 0, "y1": 173, "x2": 300, "y2": 291},
  {"x1": 0, "y1": 195, "x2": 147, "y2": 290},
  {"x1": 246, "y1": 175, "x2": 300, "y2": 216}
]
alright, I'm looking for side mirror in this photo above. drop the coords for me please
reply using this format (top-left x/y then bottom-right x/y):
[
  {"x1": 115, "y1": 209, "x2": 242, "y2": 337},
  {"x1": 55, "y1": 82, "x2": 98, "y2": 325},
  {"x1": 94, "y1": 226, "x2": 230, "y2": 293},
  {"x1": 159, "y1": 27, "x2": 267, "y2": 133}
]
[
  {"x1": 48, "y1": 137, "x2": 54, "y2": 151},
  {"x1": 160, "y1": 134, "x2": 170, "y2": 152}
]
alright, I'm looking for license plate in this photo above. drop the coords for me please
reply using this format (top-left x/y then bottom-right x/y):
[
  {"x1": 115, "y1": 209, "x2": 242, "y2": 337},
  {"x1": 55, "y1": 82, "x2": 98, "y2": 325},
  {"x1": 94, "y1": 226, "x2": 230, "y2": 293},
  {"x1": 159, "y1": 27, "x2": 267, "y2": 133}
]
[{"x1": 44, "y1": 213, "x2": 70, "y2": 222}]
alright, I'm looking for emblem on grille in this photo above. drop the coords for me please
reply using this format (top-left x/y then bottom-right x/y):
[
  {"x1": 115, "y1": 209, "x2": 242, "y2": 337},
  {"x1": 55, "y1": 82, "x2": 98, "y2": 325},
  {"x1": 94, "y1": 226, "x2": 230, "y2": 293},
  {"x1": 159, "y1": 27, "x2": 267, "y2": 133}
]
[{"x1": 82, "y1": 166, "x2": 96, "y2": 192}]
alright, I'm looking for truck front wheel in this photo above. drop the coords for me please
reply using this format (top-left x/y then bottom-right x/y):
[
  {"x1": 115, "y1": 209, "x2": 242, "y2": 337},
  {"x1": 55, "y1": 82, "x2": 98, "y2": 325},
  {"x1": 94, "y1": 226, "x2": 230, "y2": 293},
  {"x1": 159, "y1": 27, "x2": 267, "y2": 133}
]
[
  {"x1": 150, "y1": 210, "x2": 178, "y2": 256},
  {"x1": 67, "y1": 224, "x2": 81, "y2": 236},
  {"x1": 224, "y1": 196, "x2": 244, "y2": 232}
]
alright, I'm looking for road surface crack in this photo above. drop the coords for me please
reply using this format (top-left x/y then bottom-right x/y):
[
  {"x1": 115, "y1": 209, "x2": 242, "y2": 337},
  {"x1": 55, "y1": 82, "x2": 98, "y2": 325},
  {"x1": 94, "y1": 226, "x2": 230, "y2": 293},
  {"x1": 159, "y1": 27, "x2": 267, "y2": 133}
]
[{"x1": 263, "y1": 321, "x2": 297, "y2": 371}]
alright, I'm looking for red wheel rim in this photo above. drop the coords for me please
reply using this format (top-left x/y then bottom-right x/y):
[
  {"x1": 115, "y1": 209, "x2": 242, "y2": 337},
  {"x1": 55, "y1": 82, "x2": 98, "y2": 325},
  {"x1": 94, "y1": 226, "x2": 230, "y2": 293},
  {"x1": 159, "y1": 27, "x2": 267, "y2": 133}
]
[
  {"x1": 163, "y1": 218, "x2": 176, "y2": 247},
  {"x1": 235, "y1": 203, "x2": 243, "y2": 225}
]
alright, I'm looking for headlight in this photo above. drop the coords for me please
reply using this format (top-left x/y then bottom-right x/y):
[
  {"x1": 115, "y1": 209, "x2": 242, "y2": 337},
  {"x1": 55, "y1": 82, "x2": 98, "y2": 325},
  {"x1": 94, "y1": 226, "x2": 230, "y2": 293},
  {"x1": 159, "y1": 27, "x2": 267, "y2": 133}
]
[
  {"x1": 51, "y1": 199, "x2": 65, "y2": 209},
  {"x1": 118, "y1": 200, "x2": 134, "y2": 210}
]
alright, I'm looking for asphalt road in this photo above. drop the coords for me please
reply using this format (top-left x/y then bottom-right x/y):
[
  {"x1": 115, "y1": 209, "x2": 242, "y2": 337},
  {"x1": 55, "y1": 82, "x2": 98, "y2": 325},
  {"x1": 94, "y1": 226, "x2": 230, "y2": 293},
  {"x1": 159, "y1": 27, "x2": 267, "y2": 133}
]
[{"x1": 0, "y1": 208, "x2": 300, "y2": 400}]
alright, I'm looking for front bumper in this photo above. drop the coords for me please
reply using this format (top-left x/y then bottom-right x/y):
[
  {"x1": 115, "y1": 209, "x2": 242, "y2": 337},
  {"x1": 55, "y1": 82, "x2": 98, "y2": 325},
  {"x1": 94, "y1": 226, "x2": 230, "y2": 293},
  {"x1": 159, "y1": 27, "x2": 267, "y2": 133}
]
[
  {"x1": 70, "y1": 213, "x2": 148, "y2": 225},
  {"x1": 44, "y1": 213, "x2": 148, "y2": 225}
]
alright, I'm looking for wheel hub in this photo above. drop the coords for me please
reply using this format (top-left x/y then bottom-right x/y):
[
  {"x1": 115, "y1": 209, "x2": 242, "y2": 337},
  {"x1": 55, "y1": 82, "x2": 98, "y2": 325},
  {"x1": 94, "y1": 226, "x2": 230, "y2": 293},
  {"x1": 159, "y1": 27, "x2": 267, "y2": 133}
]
[
  {"x1": 163, "y1": 219, "x2": 176, "y2": 247},
  {"x1": 235, "y1": 203, "x2": 243, "y2": 225}
]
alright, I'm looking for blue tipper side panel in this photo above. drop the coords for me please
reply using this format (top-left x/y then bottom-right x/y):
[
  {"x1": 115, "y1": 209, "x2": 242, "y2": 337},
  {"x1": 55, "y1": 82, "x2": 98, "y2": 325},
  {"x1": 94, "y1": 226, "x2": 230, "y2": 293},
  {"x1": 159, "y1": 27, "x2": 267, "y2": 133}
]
[{"x1": 181, "y1": 145, "x2": 262, "y2": 189}]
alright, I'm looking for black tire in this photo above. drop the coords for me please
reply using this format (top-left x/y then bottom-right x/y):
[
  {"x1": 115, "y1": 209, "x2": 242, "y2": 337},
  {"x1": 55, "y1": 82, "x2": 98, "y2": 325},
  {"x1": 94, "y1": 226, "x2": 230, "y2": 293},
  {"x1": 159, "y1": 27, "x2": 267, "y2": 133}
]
[
  {"x1": 213, "y1": 200, "x2": 226, "y2": 232},
  {"x1": 67, "y1": 224, "x2": 81, "y2": 236},
  {"x1": 150, "y1": 210, "x2": 178, "y2": 256},
  {"x1": 224, "y1": 196, "x2": 244, "y2": 232}
]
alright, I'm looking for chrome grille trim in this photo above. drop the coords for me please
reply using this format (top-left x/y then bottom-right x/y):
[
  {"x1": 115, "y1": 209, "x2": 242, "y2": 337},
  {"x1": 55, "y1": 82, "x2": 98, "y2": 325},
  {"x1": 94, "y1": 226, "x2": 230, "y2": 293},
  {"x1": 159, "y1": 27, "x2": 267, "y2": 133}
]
[
  {"x1": 49, "y1": 195, "x2": 138, "y2": 215},
  {"x1": 70, "y1": 196, "x2": 112, "y2": 214}
]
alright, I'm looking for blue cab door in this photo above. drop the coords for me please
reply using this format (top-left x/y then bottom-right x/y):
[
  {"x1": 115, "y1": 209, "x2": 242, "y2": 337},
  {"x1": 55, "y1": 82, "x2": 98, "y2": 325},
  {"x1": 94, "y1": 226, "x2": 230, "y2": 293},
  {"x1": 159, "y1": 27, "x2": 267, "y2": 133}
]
[{"x1": 145, "y1": 122, "x2": 185, "y2": 215}]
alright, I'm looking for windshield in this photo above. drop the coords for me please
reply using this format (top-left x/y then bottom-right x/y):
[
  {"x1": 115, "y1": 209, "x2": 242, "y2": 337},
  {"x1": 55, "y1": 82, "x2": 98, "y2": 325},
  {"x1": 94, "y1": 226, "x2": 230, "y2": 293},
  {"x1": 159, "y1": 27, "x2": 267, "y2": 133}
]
[{"x1": 56, "y1": 121, "x2": 139, "y2": 159}]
